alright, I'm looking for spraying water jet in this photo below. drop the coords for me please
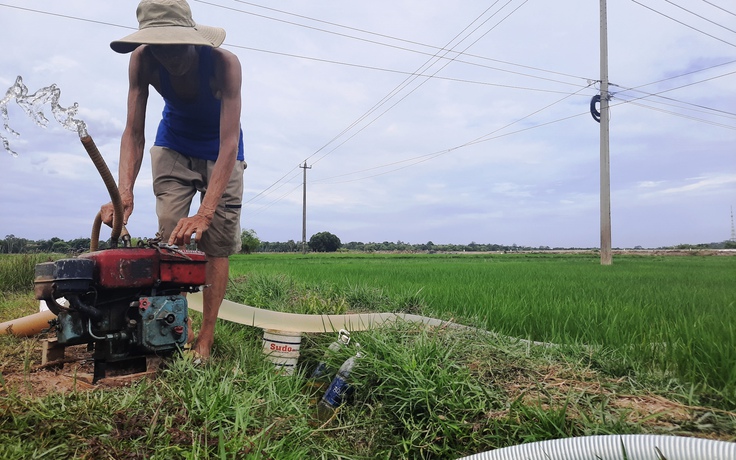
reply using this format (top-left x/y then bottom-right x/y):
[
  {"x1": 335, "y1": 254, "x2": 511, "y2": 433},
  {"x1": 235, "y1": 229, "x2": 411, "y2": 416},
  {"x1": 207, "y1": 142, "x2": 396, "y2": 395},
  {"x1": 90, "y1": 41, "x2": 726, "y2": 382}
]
[{"x1": 1, "y1": 75, "x2": 88, "y2": 156}]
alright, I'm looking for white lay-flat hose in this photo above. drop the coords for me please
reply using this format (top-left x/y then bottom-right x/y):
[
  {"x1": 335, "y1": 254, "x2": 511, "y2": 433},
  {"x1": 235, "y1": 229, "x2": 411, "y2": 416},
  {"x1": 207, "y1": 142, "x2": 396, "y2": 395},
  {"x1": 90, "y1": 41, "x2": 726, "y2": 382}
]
[
  {"x1": 458, "y1": 434, "x2": 736, "y2": 460},
  {"x1": 186, "y1": 291, "x2": 464, "y2": 333}
]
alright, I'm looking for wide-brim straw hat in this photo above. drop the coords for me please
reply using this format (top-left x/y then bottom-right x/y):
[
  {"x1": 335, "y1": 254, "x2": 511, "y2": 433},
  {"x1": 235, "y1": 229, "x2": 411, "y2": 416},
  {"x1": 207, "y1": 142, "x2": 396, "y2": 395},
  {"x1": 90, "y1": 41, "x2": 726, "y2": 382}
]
[{"x1": 111, "y1": 0, "x2": 225, "y2": 54}]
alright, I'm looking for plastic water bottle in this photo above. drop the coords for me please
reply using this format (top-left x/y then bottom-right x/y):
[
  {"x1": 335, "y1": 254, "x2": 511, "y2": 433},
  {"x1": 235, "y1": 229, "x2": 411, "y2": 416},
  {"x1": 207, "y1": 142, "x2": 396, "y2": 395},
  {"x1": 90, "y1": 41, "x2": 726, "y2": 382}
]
[
  {"x1": 310, "y1": 329, "x2": 351, "y2": 380},
  {"x1": 316, "y1": 352, "x2": 362, "y2": 422}
]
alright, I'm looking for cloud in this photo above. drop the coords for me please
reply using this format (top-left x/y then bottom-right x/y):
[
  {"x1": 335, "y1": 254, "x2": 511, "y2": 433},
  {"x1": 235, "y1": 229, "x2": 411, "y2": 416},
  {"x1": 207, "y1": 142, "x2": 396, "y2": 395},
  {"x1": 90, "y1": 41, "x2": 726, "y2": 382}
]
[{"x1": 639, "y1": 173, "x2": 736, "y2": 198}]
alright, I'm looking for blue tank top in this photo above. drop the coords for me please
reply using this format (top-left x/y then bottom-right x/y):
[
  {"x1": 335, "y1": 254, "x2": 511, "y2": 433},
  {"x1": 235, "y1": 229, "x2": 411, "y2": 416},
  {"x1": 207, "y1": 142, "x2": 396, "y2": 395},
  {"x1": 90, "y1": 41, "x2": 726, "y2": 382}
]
[{"x1": 154, "y1": 46, "x2": 244, "y2": 161}]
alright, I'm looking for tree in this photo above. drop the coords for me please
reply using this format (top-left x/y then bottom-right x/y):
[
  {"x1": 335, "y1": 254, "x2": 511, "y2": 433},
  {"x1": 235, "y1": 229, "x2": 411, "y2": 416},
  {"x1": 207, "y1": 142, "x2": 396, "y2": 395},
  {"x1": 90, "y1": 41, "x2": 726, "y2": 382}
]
[
  {"x1": 51, "y1": 241, "x2": 71, "y2": 253},
  {"x1": 240, "y1": 229, "x2": 261, "y2": 254},
  {"x1": 308, "y1": 231, "x2": 341, "y2": 252}
]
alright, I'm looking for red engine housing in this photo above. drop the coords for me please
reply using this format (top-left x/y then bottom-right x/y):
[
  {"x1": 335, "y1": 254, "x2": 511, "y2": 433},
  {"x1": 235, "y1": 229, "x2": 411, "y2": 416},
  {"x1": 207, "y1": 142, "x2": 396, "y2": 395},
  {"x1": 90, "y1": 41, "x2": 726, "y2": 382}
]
[{"x1": 77, "y1": 247, "x2": 207, "y2": 289}]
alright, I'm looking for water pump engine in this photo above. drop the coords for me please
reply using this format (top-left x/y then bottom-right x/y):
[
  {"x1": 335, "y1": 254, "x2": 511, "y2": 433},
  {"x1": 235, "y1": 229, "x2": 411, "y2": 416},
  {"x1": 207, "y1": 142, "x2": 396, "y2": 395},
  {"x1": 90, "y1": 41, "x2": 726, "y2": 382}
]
[{"x1": 34, "y1": 244, "x2": 206, "y2": 381}]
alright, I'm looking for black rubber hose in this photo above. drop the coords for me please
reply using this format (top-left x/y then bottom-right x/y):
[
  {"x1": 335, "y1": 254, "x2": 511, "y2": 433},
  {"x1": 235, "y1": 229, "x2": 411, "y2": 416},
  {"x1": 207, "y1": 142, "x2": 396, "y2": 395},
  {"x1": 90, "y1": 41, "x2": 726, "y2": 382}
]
[{"x1": 590, "y1": 94, "x2": 601, "y2": 123}]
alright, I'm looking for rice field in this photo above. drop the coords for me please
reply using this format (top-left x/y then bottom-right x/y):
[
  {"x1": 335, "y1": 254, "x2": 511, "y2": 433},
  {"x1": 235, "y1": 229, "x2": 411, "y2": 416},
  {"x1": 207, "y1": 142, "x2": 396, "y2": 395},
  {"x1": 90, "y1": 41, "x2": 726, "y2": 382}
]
[{"x1": 229, "y1": 252, "x2": 736, "y2": 403}]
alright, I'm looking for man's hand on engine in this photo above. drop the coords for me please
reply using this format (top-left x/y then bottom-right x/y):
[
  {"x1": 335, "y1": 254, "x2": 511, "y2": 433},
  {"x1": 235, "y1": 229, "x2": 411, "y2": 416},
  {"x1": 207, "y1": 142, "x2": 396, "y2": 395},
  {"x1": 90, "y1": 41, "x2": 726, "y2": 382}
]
[{"x1": 168, "y1": 214, "x2": 212, "y2": 246}]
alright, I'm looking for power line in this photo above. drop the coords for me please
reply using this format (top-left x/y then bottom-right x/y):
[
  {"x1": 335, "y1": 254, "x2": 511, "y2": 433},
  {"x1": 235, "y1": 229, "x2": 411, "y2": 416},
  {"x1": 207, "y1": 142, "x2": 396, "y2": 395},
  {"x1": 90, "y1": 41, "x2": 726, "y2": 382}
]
[
  {"x1": 612, "y1": 69, "x2": 736, "y2": 110},
  {"x1": 0, "y1": 3, "x2": 135, "y2": 30},
  {"x1": 243, "y1": 0, "x2": 534, "y2": 207},
  {"x1": 617, "y1": 93, "x2": 736, "y2": 120},
  {"x1": 225, "y1": 43, "x2": 585, "y2": 94},
  {"x1": 307, "y1": 0, "x2": 532, "y2": 168},
  {"x1": 0, "y1": 2, "x2": 588, "y2": 93},
  {"x1": 630, "y1": 0, "x2": 736, "y2": 48},
  {"x1": 261, "y1": 69, "x2": 735, "y2": 202},
  {"x1": 242, "y1": 30, "x2": 736, "y2": 206},
  {"x1": 244, "y1": 167, "x2": 302, "y2": 205},
  {"x1": 247, "y1": 182, "x2": 302, "y2": 216},
  {"x1": 610, "y1": 71, "x2": 736, "y2": 119},
  {"x1": 313, "y1": 84, "x2": 594, "y2": 185},
  {"x1": 614, "y1": 99, "x2": 736, "y2": 130},
  {"x1": 201, "y1": 0, "x2": 591, "y2": 84},
  {"x1": 2, "y1": 1, "x2": 730, "y2": 98},
  {"x1": 662, "y1": 0, "x2": 736, "y2": 34},
  {"x1": 621, "y1": 59, "x2": 736, "y2": 90},
  {"x1": 700, "y1": 0, "x2": 736, "y2": 18}
]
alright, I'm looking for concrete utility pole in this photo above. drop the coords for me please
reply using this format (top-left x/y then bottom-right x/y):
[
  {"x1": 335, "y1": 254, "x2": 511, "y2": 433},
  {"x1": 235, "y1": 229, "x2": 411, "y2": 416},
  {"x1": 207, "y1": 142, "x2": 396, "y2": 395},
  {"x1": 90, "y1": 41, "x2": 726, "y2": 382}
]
[
  {"x1": 600, "y1": 0, "x2": 612, "y2": 265},
  {"x1": 300, "y1": 162, "x2": 311, "y2": 254}
]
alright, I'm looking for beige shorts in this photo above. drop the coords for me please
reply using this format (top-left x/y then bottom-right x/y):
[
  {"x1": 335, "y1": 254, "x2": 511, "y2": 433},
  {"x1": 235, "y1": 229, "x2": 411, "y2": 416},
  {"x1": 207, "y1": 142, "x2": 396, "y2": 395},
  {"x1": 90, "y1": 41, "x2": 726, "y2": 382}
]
[{"x1": 151, "y1": 146, "x2": 245, "y2": 257}]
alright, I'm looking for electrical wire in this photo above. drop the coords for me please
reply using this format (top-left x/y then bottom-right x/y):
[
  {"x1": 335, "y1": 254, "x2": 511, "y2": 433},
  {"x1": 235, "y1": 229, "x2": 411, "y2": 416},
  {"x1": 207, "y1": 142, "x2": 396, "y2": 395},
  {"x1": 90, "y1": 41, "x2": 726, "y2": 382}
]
[
  {"x1": 629, "y1": 0, "x2": 736, "y2": 48},
  {"x1": 307, "y1": 0, "x2": 532, "y2": 168},
  {"x1": 661, "y1": 0, "x2": 736, "y2": 34},
  {"x1": 613, "y1": 98, "x2": 736, "y2": 130},
  {"x1": 0, "y1": 3, "x2": 135, "y2": 30},
  {"x1": 313, "y1": 83, "x2": 595, "y2": 185},
  {"x1": 227, "y1": 0, "x2": 583, "y2": 78},
  {"x1": 256, "y1": 66, "x2": 735, "y2": 202},
  {"x1": 700, "y1": 0, "x2": 736, "y2": 18},
  {"x1": 234, "y1": 0, "x2": 734, "y2": 207},
  {"x1": 610, "y1": 69, "x2": 736, "y2": 117},
  {"x1": 243, "y1": 0, "x2": 534, "y2": 207},
  {"x1": 620, "y1": 59, "x2": 736, "y2": 91},
  {"x1": 225, "y1": 42, "x2": 585, "y2": 94},
  {"x1": 281, "y1": 0, "x2": 516, "y2": 176},
  {"x1": 247, "y1": 182, "x2": 303, "y2": 217},
  {"x1": 198, "y1": 0, "x2": 590, "y2": 85},
  {"x1": 617, "y1": 91, "x2": 736, "y2": 120},
  {"x1": 244, "y1": 167, "x2": 302, "y2": 205}
]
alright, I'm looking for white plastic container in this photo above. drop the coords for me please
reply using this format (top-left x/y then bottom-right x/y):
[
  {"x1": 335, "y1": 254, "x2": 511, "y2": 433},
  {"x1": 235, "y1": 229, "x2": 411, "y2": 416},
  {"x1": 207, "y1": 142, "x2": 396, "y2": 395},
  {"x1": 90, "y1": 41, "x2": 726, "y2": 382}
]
[{"x1": 262, "y1": 329, "x2": 302, "y2": 375}]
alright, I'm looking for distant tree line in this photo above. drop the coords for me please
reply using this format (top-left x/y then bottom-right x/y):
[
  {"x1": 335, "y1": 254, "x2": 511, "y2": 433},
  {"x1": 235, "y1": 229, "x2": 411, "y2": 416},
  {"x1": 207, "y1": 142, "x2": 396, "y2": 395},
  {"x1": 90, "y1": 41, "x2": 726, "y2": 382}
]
[
  {"x1": 0, "y1": 234, "x2": 111, "y2": 254},
  {"x1": 3, "y1": 232, "x2": 735, "y2": 255}
]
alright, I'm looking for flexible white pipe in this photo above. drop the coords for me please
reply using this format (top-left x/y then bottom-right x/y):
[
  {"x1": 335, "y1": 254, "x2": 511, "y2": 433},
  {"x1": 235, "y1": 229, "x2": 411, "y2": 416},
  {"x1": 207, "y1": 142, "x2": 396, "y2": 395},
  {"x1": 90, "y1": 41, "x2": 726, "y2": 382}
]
[
  {"x1": 186, "y1": 291, "x2": 466, "y2": 333},
  {"x1": 458, "y1": 434, "x2": 736, "y2": 460}
]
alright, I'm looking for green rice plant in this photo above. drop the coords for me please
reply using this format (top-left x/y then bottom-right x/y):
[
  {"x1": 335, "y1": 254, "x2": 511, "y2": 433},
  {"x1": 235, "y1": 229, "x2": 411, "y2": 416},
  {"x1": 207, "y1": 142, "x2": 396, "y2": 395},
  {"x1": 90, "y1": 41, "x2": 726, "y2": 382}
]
[
  {"x1": 0, "y1": 254, "x2": 57, "y2": 292},
  {"x1": 228, "y1": 272, "x2": 293, "y2": 309},
  {"x1": 343, "y1": 282, "x2": 390, "y2": 311}
]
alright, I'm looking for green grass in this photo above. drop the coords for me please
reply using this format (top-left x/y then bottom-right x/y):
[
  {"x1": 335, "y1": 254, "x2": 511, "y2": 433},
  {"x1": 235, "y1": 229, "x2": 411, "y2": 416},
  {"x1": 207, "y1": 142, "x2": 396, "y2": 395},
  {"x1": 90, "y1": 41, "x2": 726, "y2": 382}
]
[
  {"x1": 0, "y1": 252, "x2": 734, "y2": 459},
  {"x1": 6, "y1": 321, "x2": 727, "y2": 459},
  {"x1": 0, "y1": 254, "x2": 59, "y2": 323},
  {"x1": 0, "y1": 254, "x2": 59, "y2": 293}
]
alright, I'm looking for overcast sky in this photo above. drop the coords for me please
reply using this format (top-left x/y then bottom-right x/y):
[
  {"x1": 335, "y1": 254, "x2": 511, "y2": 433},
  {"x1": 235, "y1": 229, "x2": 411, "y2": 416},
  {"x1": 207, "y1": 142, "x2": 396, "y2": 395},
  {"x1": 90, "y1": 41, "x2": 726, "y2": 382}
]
[{"x1": 1, "y1": 0, "x2": 734, "y2": 248}]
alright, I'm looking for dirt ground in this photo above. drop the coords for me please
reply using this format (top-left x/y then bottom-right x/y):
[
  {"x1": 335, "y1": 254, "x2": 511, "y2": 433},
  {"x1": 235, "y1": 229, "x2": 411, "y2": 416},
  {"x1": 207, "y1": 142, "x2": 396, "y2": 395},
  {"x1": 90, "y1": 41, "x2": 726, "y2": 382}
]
[{"x1": 0, "y1": 340, "x2": 162, "y2": 397}]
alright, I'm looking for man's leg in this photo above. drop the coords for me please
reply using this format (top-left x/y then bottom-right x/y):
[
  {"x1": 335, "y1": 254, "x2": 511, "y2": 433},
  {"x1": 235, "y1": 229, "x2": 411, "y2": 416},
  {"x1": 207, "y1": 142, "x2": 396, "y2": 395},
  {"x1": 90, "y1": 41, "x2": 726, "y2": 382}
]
[
  {"x1": 194, "y1": 255, "x2": 229, "y2": 358},
  {"x1": 193, "y1": 157, "x2": 245, "y2": 359}
]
